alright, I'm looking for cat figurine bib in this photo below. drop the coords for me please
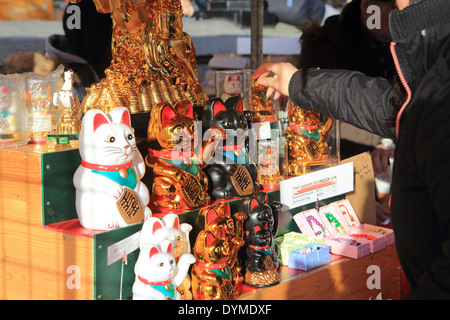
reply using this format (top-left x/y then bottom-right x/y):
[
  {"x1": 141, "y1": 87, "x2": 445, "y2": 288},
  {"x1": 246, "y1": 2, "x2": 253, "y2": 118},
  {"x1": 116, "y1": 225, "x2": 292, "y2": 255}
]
[
  {"x1": 132, "y1": 241, "x2": 195, "y2": 300},
  {"x1": 73, "y1": 107, "x2": 151, "y2": 230},
  {"x1": 146, "y1": 101, "x2": 215, "y2": 212},
  {"x1": 202, "y1": 96, "x2": 259, "y2": 200}
]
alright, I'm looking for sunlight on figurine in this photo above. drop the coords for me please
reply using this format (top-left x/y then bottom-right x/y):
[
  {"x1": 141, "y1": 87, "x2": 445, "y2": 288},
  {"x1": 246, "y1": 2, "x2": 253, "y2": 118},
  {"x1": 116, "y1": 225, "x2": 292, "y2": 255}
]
[
  {"x1": 146, "y1": 100, "x2": 224, "y2": 212},
  {"x1": 191, "y1": 203, "x2": 247, "y2": 300},
  {"x1": 47, "y1": 70, "x2": 82, "y2": 148},
  {"x1": 73, "y1": 106, "x2": 151, "y2": 230},
  {"x1": 132, "y1": 240, "x2": 195, "y2": 300},
  {"x1": 285, "y1": 101, "x2": 334, "y2": 176},
  {"x1": 139, "y1": 214, "x2": 194, "y2": 299}
]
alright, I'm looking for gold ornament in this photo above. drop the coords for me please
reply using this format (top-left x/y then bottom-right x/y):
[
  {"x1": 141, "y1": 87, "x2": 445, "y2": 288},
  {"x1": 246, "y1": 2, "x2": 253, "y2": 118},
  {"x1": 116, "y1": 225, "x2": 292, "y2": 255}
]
[
  {"x1": 285, "y1": 101, "x2": 334, "y2": 176},
  {"x1": 54, "y1": 70, "x2": 82, "y2": 135},
  {"x1": 251, "y1": 79, "x2": 276, "y2": 120},
  {"x1": 191, "y1": 203, "x2": 246, "y2": 300},
  {"x1": 80, "y1": 0, "x2": 207, "y2": 114}
]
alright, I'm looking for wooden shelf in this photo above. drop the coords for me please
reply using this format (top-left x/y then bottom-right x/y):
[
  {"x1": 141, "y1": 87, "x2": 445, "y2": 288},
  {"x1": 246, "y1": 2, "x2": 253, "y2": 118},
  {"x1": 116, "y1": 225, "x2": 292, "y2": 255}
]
[{"x1": 0, "y1": 144, "x2": 401, "y2": 300}]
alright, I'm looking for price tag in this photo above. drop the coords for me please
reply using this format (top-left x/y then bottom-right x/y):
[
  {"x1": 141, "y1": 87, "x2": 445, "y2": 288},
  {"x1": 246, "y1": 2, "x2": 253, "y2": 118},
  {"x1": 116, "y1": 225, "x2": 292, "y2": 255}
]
[
  {"x1": 107, "y1": 231, "x2": 141, "y2": 266},
  {"x1": 280, "y1": 162, "x2": 354, "y2": 209}
]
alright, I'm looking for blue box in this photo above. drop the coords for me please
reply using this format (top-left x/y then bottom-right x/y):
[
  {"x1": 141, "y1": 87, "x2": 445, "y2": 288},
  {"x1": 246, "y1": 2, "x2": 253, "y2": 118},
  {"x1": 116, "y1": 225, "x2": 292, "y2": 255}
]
[{"x1": 288, "y1": 243, "x2": 331, "y2": 271}]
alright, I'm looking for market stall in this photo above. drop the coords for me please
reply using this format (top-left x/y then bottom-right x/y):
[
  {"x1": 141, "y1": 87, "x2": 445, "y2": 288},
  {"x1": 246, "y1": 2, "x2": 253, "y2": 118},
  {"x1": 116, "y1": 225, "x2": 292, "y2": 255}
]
[{"x1": 0, "y1": 0, "x2": 400, "y2": 301}]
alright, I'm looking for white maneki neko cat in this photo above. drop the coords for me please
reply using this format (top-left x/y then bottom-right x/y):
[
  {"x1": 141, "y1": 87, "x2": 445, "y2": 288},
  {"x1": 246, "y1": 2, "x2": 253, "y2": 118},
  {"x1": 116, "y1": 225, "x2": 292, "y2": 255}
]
[{"x1": 73, "y1": 106, "x2": 151, "y2": 230}]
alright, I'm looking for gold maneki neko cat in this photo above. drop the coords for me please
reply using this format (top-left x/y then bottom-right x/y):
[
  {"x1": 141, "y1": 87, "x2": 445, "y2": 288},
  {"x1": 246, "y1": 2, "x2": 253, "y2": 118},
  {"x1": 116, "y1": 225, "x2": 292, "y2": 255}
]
[
  {"x1": 146, "y1": 100, "x2": 224, "y2": 212},
  {"x1": 73, "y1": 0, "x2": 206, "y2": 114},
  {"x1": 285, "y1": 101, "x2": 334, "y2": 176},
  {"x1": 191, "y1": 203, "x2": 246, "y2": 300}
]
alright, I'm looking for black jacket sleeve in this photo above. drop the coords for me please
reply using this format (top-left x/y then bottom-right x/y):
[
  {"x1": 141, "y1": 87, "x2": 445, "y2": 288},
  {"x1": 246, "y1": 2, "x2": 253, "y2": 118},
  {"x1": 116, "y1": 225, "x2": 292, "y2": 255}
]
[{"x1": 288, "y1": 68, "x2": 396, "y2": 140}]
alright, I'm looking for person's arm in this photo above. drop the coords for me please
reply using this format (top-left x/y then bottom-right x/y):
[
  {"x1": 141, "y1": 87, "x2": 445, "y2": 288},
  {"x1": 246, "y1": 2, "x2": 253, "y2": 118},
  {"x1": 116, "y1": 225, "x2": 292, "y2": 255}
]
[
  {"x1": 289, "y1": 68, "x2": 396, "y2": 140},
  {"x1": 253, "y1": 62, "x2": 396, "y2": 140}
]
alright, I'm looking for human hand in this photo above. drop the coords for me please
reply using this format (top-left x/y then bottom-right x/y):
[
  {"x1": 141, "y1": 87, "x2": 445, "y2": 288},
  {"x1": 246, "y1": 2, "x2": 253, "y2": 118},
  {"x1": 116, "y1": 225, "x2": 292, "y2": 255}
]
[
  {"x1": 375, "y1": 201, "x2": 391, "y2": 224},
  {"x1": 252, "y1": 62, "x2": 298, "y2": 100},
  {"x1": 371, "y1": 144, "x2": 394, "y2": 175}
]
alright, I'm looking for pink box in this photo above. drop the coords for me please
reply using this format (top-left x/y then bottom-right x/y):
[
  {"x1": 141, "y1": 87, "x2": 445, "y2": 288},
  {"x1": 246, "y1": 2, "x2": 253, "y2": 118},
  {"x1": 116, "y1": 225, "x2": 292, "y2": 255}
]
[
  {"x1": 356, "y1": 223, "x2": 395, "y2": 246},
  {"x1": 324, "y1": 235, "x2": 370, "y2": 259},
  {"x1": 293, "y1": 209, "x2": 329, "y2": 238},
  {"x1": 318, "y1": 204, "x2": 351, "y2": 236},
  {"x1": 336, "y1": 199, "x2": 361, "y2": 229},
  {"x1": 345, "y1": 229, "x2": 386, "y2": 253}
]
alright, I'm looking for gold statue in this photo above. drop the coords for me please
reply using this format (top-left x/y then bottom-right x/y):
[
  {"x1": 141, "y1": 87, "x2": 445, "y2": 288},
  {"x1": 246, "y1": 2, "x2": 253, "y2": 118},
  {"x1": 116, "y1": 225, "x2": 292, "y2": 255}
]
[
  {"x1": 53, "y1": 70, "x2": 82, "y2": 135},
  {"x1": 285, "y1": 101, "x2": 334, "y2": 176},
  {"x1": 191, "y1": 203, "x2": 246, "y2": 300},
  {"x1": 74, "y1": 0, "x2": 207, "y2": 114},
  {"x1": 251, "y1": 79, "x2": 276, "y2": 120},
  {"x1": 258, "y1": 142, "x2": 284, "y2": 187}
]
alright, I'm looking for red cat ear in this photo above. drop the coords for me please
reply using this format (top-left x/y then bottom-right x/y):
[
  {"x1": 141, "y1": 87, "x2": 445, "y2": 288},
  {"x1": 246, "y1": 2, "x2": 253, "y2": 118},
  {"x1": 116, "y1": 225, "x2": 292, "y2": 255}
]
[
  {"x1": 206, "y1": 208, "x2": 219, "y2": 224},
  {"x1": 185, "y1": 103, "x2": 193, "y2": 119},
  {"x1": 166, "y1": 243, "x2": 172, "y2": 254},
  {"x1": 206, "y1": 232, "x2": 215, "y2": 246},
  {"x1": 254, "y1": 225, "x2": 261, "y2": 233},
  {"x1": 151, "y1": 220, "x2": 164, "y2": 235},
  {"x1": 120, "y1": 109, "x2": 131, "y2": 127},
  {"x1": 172, "y1": 216, "x2": 179, "y2": 229},
  {"x1": 213, "y1": 101, "x2": 226, "y2": 117},
  {"x1": 235, "y1": 99, "x2": 243, "y2": 113},
  {"x1": 161, "y1": 105, "x2": 176, "y2": 123},
  {"x1": 149, "y1": 246, "x2": 159, "y2": 259},
  {"x1": 236, "y1": 75, "x2": 240, "y2": 82},
  {"x1": 250, "y1": 198, "x2": 259, "y2": 212},
  {"x1": 93, "y1": 112, "x2": 109, "y2": 132}
]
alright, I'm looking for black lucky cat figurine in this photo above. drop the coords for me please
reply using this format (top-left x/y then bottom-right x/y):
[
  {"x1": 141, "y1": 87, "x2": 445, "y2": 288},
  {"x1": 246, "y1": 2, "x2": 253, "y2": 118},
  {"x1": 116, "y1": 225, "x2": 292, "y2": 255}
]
[
  {"x1": 202, "y1": 96, "x2": 259, "y2": 200},
  {"x1": 239, "y1": 192, "x2": 281, "y2": 287}
]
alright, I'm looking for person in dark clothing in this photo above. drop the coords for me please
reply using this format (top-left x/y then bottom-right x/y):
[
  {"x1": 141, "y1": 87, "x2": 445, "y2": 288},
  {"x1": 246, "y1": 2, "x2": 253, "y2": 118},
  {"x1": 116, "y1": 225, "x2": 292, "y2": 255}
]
[
  {"x1": 298, "y1": 0, "x2": 396, "y2": 80},
  {"x1": 253, "y1": 0, "x2": 450, "y2": 299},
  {"x1": 297, "y1": 0, "x2": 397, "y2": 224},
  {"x1": 46, "y1": 1, "x2": 113, "y2": 98}
]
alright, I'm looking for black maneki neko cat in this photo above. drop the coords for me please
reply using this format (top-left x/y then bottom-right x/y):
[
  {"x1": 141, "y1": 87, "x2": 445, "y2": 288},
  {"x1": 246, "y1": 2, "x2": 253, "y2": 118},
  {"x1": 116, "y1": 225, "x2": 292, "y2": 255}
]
[
  {"x1": 239, "y1": 192, "x2": 281, "y2": 287},
  {"x1": 202, "y1": 96, "x2": 259, "y2": 200}
]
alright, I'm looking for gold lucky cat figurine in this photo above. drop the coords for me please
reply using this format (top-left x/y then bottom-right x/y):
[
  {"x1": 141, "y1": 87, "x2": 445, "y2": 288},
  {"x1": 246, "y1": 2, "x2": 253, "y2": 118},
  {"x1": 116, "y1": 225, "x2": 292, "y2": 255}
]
[
  {"x1": 74, "y1": 0, "x2": 206, "y2": 114},
  {"x1": 285, "y1": 101, "x2": 334, "y2": 176},
  {"x1": 146, "y1": 100, "x2": 224, "y2": 212},
  {"x1": 191, "y1": 203, "x2": 247, "y2": 300},
  {"x1": 251, "y1": 79, "x2": 276, "y2": 121}
]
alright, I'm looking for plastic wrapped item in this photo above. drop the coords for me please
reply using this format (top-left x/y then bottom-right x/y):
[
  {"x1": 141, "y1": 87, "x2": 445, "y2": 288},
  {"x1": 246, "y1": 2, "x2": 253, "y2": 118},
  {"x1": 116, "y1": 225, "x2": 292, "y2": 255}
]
[
  {"x1": 284, "y1": 100, "x2": 340, "y2": 176},
  {"x1": 0, "y1": 74, "x2": 29, "y2": 148},
  {"x1": 25, "y1": 65, "x2": 63, "y2": 144}
]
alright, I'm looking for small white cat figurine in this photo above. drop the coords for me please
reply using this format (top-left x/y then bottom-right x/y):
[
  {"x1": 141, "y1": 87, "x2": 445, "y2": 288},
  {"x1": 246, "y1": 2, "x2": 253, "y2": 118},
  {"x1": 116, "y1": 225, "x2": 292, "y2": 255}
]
[
  {"x1": 132, "y1": 240, "x2": 196, "y2": 300},
  {"x1": 221, "y1": 74, "x2": 242, "y2": 101},
  {"x1": 73, "y1": 106, "x2": 151, "y2": 230},
  {"x1": 139, "y1": 214, "x2": 192, "y2": 255}
]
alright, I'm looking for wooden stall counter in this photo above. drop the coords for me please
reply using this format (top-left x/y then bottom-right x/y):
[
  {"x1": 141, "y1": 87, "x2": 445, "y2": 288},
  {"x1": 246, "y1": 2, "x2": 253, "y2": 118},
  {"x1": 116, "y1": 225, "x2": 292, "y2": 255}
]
[{"x1": 0, "y1": 144, "x2": 401, "y2": 300}]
